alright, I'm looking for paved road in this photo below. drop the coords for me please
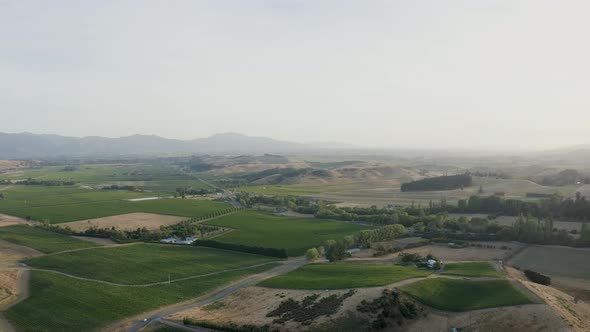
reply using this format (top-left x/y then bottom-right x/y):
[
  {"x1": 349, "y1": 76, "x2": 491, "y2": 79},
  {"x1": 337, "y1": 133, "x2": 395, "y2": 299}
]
[{"x1": 127, "y1": 258, "x2": 306, "y2": 332}]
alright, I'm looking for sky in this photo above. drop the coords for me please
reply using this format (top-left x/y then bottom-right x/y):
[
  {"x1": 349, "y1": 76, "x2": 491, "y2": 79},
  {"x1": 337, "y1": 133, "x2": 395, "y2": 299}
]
[{"x1": 1, "y1": 0, "x2": 589, "y2": 150}]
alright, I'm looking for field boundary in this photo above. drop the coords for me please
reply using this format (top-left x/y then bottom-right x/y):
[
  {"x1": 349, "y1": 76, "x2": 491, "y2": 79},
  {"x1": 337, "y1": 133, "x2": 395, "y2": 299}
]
[{"x1": 23, "y1": 261, "x2": 282, "y2": 287}]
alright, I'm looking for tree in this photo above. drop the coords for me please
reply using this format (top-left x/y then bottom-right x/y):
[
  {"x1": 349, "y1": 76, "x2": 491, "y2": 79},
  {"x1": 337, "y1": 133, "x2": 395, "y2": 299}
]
[
  {"x1": 326, "y1": 240, "x2": 347, "y2": 262},
  {"x1": 478, "y1": 185, "x2": 484, "y2": 194},
  {"x1": 305, "y1": 248, "x2": 320, "y2": 261}
]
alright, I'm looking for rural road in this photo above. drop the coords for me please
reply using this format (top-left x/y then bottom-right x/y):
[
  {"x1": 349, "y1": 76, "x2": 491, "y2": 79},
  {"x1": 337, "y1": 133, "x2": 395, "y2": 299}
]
[{"x1": 126, "y1": 257, "x2": 306, "y2": 332}]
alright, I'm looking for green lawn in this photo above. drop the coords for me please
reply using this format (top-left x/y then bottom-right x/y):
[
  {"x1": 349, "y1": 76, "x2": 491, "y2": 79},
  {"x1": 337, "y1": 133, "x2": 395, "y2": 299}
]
[
  {"x1": 401, "y1": 278, "x2": 531, "y2": 311},
  {"x1": 25, "y1": 243, "x2": 275, "y2": 284},
  {"x1": 1, "y1": 198, "x2": 231, "y2": 223},
  {"x1": 205, "y1": 211, "x2": 369, "y2": 256},
  {"x1": 259, "y1": 263, "x2": 432, "y2": 289},
  {"x1": 0, "y1": 225, "x2": 98, "y2": 253},
  {"x1": 441, "y1": 262, "x2": 501, "y2": 277},
  {"x1": 6, "y1": 265, "x2": 277, "y2": 332}
]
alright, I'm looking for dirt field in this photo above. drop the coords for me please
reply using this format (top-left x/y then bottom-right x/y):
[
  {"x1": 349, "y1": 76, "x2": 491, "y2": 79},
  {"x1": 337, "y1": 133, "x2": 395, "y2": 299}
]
[
  {"x1": 351, "y1": 242, "x2": 522, "y2": 262},
  {"x1": 59, "y1": 212, "x2": 186, "y2": 231},
  {"x1": 0, "y1": 239, "x2": 43, "y2": 268},
  {"x1": 506, "y1": 266, "x2": 590, "y2": 332},
  {"x1": 0, "y1": 270, "x2": 20, "y2": 307},
  {"x1": 168, "y1": 286, "x2": 385, "y2": 331},
  {"x1": 405, "y1": 304, "x2": 569, "y2": 332},
  {"x1": 0, "y1": 214, "x2": 29, "y2": 228}
]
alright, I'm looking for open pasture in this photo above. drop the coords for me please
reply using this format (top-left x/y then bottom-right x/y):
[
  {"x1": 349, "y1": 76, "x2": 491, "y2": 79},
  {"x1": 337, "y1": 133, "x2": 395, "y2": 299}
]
[
  {"x1": 0, "y1": 225, "x2": 98, "y2": 254},
  {"x1": 25, "y1": 243, "x2": 275, "y2": 284},
  {"x1": 5, "y1": 265, "x2": 276, "y2": 332},
  {"x1": 441, "y1": 262, "x2": 500, "y2": 277},
  {"x1": 258, "y1": 263, "x2": 432, "y2": 289},
  {"x1": 1, "y1": 198, "x2": 231, "y2": 224},
  {"x1": 59, "y1": 212, "x2": 186, "y2": 231},
  {"x1": 206, "y1": 211, "x2": 369, "y2": 256},
  {"x1": 265, "y1": 176, "x2": 578, "y2": 207},
  {"x1": 401, "y1": 278, "x2": 531, "y2": 311}
]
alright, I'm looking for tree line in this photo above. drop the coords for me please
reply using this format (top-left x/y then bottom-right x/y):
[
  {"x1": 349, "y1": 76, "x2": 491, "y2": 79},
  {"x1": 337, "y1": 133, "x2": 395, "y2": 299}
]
[{"x1": 400, "y1": 174, "x2": 472, "y2": 192}]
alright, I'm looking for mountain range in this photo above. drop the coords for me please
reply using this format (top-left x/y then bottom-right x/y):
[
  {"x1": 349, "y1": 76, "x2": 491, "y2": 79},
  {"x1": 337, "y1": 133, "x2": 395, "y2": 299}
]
[{"x1": 0, "y1": 132, "x2": 339, "y2": 159}]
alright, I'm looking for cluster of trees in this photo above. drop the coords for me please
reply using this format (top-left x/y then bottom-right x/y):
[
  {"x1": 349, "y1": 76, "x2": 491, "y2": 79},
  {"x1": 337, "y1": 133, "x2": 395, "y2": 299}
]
[
  {"x1": 358, "y1": 289, "x2": 421, "y2": 329},
  {"x1": 455, "y1": 192, "x2": 590, "y2": 221},
  {"x1": 174, "y1": 187, "x2": 217, "y2": 198},
  {"x1": 102, "y1": 184, "x2": 138, "y2": 191},
  {"x1": 193, "y1": 240, "x2": 288, "y2": 258},
  {"x1": 235, "y1": 192, "x2": 317, "y2": 213},
  {"x1": 160, "y1": 220, "x2": 224, "y2": 238},
  {"x1": 0, "y1": 178, "x2": 75, "y2": 186},
  {"x1": 524, "y1": 269, "x2": 551, "y2": 285},
  {"x1": 468, "y1": 170, "x2": 511, "y2": 179},
  {"x1": 400, "y1": 174, "x2": 472, "y2": 192},
  {"x1": 312, "y1": 224, "x2": 407, "y2": 262},
  {"x1": 538, "y1": 169, "x2": 590, "y2": 186}
]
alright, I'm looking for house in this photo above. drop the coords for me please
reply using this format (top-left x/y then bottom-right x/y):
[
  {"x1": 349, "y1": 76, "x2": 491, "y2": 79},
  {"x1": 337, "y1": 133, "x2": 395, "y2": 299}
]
[
  {"x1": 160, "y1": 237, "x2": 177, "y2": 244},
  {"x1": 178, "y1": 237, "x2": 196, "y2": 245},
  {"x1": 346, "y1": 248, "x2": 361, "y2": 254},
  {"x1": 427, "y1": 259, "x2": 437, "y2": 268}
]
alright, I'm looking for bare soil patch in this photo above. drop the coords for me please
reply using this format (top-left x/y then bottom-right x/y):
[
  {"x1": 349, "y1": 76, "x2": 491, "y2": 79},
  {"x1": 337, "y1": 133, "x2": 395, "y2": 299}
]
[
  {"x1": 506, "y1": 266, "x2": 590, "y2": 332},
  {"x1": 405, "y1": 304, "x2": 569, "y2": 332},
  {"x1": 350, "y1": 242, "x2": 522, "y2": 263},
  {"x1": 0, "y1": 214, "x2": 29, "y2": 227},
  {"x1": 169, "y1": 286, "x2": 384, "y2": 331},
  {"x1": 71, "y1": 236, "x2": 118, "y2": 246},
  {"x1": 0, "y1": 239, "x2": 43, "y2": 268},
  {"x1": 0, "y1": 270, "x2": 20, "y2": 307},
  {"x1": 59, "y1": 212, "x2": 186, "y2": 231}
]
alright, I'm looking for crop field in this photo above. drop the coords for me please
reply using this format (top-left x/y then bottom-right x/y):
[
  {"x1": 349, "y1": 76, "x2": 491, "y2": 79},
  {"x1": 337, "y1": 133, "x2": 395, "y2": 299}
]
[
  {"x1": 509, "y1": 245, "x2": 590, "y2": 279},
  {"x1": 245, "y1": 177, "x2": 579, "y2": 207},
  {"x1": 0, "y1": 225, "x2": 98, "y2": 253},
  {"x1": 205, "y1": 211, "x2": 369, "y2": 256},
  {"x1": 441, "y1": 262, "x2": 500, "y2": 277},
  {"x1": 6, "y1": 265, "x2": 277, "y2": 332},
  {"x1": 59, "y1": 213, "x2": 187, "y2": 231},
  {"x1": 401, "y1": 278, "x2": 531, "y2": 311},
  {"x1": 1, "y1": 198, "x2": 231, "y2": 224},
  {"x1": 0, "y1": 186, "x2": 153, "y2": 210},
  {"x1": 25, "y1": 243, "x2": 275, "y2": 284},
  {"x1": 258, "y1": 263, "x2": 432, "y2": 289},
  {"x1": 0, "y1": 163, "x2": 215, "y2": 193}
]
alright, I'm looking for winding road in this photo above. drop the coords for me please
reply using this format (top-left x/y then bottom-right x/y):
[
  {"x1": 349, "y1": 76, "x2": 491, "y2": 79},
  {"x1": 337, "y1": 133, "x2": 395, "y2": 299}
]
[{"x1": 126, "y1": 258, "x2": 306, "y2": 332}]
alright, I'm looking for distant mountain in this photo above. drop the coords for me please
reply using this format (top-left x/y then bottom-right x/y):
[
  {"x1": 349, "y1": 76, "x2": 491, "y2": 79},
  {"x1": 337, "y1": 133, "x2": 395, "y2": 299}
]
[{"x1": 0, "y1": 132, "x2": 313, "y2": 159}]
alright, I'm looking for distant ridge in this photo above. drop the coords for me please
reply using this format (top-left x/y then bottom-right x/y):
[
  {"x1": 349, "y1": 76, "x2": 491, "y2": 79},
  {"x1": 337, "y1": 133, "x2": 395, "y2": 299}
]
[{"x1": 0, "y1": 132, "x2": 318, "y2": 158}]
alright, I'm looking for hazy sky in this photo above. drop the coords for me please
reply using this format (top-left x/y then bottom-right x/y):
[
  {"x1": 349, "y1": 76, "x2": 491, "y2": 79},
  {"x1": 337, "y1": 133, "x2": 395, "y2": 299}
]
[{"x1": 1, "y1": 1, "x2": 589, "y2": 150}]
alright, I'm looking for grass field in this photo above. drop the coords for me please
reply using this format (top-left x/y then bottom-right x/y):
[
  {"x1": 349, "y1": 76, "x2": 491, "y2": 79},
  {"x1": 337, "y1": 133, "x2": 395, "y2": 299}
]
[
  {"x1": 25, "y1": 243, "x2": 275, "y2": 284},
  {"x1": 205, "y1": 211, "x2": 369, "y2": 256},
  {"x1": 509, "y1": 245, "x2": 590, "y2": 279},
  {"x1": 1, "y1": 198, "x2": 231, "y2": 224},
  {"x1": 6, "y1": 265, "x2": 276, "y2": 332},
  {"x1": 441, "y1": 262, "x2": 501, "y2": 277},
  {"x1": 258, "y1": 263, "x2": 432, "y2": 289},
  {"x1": 401, "y1": 278, "x2": 531, "y2": 311},
  {"x1": 0, "y1": 225, "x2": 98, "y2": 253}
]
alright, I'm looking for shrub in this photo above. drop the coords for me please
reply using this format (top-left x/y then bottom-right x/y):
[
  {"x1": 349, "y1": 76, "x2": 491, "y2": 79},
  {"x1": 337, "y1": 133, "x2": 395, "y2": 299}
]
[{"x1": 524, "y1": 270, "x2": 551, "y2": 285}]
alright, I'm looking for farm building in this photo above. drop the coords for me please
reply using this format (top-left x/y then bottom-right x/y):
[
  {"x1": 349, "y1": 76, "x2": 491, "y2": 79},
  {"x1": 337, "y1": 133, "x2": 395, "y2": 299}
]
[{"x1": 427, "y1": 259, "x2": 437, "y2": 268}]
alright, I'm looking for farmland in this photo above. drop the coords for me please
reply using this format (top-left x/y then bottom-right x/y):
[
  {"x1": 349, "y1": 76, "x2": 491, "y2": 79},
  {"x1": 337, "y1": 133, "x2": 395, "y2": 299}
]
[
  {"x1": 5, "y1": 265, "x2": 276, "y2": 332},
  {"x1": 401, "y1": 278, "x2": 531, "y2": 311},
  {"x1": 509, "y1": 245, "x2": 590, "y2": 280},
  {"x1": 25, "y1": 244, "x2": 276, "y2": 284},
  {"x1": 205, "y1": 211, "x2": 369, "y2": 256},
  {"x1": 258, "y1": 263, "x2": 432, "y2": 289},
  {"x1": 0, "y1": 225, "x2": 98, "y2": 253},
  {"x1": 441, "y1": 262, "x2": 501, "y2": 277},
  {"x1": 1, "y1": 197, "x2": 231, "y2": 224}
]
